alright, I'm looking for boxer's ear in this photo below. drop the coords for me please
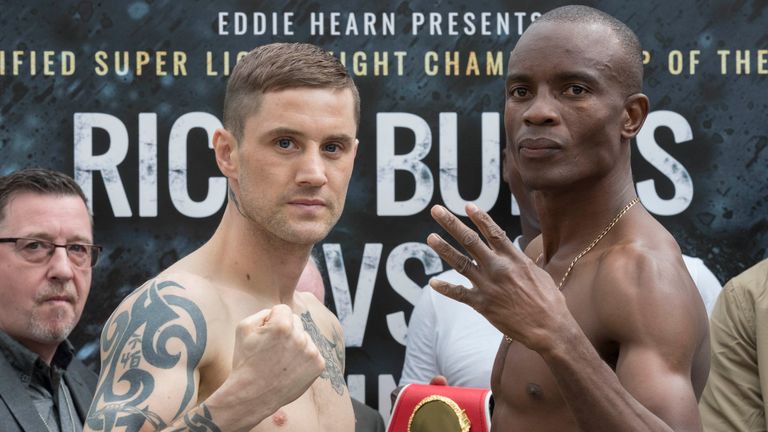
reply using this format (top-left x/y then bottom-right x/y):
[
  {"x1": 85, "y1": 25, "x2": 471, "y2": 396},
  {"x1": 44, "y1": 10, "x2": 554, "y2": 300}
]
[
  {"x1": 213, "y1": 128, "x2": 238, "y2": 179},
  {"x1": 621, "y1": 93, "x2": 649, "y2": 140}
]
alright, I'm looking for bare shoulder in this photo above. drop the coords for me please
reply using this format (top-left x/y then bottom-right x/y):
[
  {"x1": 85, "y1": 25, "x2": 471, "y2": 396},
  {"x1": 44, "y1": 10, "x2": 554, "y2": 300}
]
[
  {"x1": 126, "y1": 269, "x2": 217, "y2": 299},
  {"x1": 106, "y1": 269, "x2": 227, "y2": 342},
  {"x1": 590, "y1": 237, "x2": 707, "y2": 345},
  {"x1": 86, "y1": 271, "x2": 225, "y2": 431},
  {"x1": 585, "y1": 226, "x2": 711, "y2": 412},
  {"x1": 105, "y1": 271, "x2": 214, "y2": 333}
]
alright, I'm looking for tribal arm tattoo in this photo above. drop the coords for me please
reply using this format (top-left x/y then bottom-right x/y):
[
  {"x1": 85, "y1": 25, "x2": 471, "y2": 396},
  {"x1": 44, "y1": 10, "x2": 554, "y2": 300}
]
[
  {"x1": 300, "y1": 311, "x2": 347, "y2": 396},
  {"x1": 85, "y1": 280, "x2": 212, "y2": 431},
  {"x1": 165, "y1": 404, "x2": 221, "y2": 432}
]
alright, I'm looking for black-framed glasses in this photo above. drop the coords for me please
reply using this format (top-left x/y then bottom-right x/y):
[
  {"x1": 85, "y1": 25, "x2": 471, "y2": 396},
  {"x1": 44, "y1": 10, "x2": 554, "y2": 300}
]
[{"x1": 0, "y1": 238, "x2": 102, "y2": 268}]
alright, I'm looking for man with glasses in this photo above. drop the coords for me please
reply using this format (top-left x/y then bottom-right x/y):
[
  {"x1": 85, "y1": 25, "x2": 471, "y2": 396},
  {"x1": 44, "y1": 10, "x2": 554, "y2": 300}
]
[{"x1": 0, "y1": 168, "x2": 100, "y2": 431}]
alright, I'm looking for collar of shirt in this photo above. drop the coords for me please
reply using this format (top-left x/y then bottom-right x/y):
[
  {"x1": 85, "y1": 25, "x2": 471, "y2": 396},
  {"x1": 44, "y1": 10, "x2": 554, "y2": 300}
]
[{"x1": 0, "y1": 330, "x2": 75, "y2": 386}]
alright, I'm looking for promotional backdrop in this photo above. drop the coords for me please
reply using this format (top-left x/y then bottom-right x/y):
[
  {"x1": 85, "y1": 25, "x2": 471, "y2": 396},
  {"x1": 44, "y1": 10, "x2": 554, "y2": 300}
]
[{"x1": 2, "y1": 0, "x2": 767, "y2": 420}]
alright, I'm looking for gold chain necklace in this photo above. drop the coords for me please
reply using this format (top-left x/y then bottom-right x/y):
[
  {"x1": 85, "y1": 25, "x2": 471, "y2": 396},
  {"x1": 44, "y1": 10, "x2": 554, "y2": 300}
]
[{"x1": 504, "y1": 197, "x2": 640, "y2": 343}]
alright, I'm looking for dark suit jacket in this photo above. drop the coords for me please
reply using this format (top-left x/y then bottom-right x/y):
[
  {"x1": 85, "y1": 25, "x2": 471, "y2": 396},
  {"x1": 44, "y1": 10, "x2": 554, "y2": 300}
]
[
  {"x1": 0, "y1": 351, "x2": 98, "y2": 432},
  {"x1": 352, "y1": 397, "x2": 386, "y2": 432}
]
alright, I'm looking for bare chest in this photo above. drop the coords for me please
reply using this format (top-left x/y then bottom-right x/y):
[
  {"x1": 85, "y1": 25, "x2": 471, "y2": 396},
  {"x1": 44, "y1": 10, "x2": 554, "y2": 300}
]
[
  {"x1": 489, "y1": 289, "x2": 617, "y2": 428},
  {"x1": 198, "y1": 301, "x2": 354, "y2": 431},
  {"x1": 251, "y1": 380, "x2": 354, "y2": 432}
]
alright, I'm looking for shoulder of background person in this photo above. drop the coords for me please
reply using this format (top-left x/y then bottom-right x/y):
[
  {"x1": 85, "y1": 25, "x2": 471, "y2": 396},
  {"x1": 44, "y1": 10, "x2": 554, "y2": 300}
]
[
  {"x1": 351, "y1": 397, "x2": 385, "y2": 432},
  {"x1": 725, "y1": 258, "x2": 768, "y2": 299}
]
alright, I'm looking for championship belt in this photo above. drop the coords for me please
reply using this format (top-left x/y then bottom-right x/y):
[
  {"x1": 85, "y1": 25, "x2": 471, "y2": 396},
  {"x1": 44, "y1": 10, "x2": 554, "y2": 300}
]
[{"x1": 387, "y1": 384, "x2": 493, "y2": 432}]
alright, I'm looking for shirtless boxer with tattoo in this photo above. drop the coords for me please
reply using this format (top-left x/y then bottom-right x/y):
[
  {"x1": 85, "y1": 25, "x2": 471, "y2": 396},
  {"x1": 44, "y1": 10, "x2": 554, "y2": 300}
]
[{"x1": 85, "y1": 43, "x2": 359, "y2": 432}]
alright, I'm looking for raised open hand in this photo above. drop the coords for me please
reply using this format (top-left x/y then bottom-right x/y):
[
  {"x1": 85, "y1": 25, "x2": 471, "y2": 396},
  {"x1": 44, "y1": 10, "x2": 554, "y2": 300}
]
[{"x1": 426, "y1": 204, "x2": 572, "y2": 352}]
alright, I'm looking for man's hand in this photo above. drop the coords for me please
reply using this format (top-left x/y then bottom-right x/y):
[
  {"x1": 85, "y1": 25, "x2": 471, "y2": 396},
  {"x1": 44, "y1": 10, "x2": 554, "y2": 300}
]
[
  {"x1": 390, "y1": 376, "x2": 449, "y2": 408},
  {"x1": 426, "y1": 204, "x2": 573, "y2": 353},
  {"x1": 429, "y1": 375, "x2": 448, "y2": 386},
  {"x1": 208, "y1": 304, "x2": 325, "y2": 430}
]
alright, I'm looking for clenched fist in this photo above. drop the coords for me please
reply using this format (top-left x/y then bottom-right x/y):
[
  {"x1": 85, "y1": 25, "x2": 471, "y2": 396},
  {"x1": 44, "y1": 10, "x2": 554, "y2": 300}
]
[{"x1": 207, "y1": 304, "x2": 325, "y2": 431}]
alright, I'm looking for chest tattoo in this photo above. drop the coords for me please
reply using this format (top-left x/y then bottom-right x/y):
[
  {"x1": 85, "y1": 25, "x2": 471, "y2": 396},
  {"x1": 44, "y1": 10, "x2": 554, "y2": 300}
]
[{"x1": 300, "y1": 311, "x2": 346, "y2": 396}]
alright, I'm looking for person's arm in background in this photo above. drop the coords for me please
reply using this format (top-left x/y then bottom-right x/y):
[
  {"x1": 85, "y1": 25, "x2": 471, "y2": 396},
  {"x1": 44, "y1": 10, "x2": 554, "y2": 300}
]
[
  {"x1": 700, "y1": 259, "x2": 768, "y2": 431},
  {"x1": 757, "y1": 279, "x2": 768, "y2": 427},
  {"x1": 682, "y1": 255, "x2": 722, "y2": 317},
  {"x1": 400, "y1": 287, "x2": 440, "y2": 385}
]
